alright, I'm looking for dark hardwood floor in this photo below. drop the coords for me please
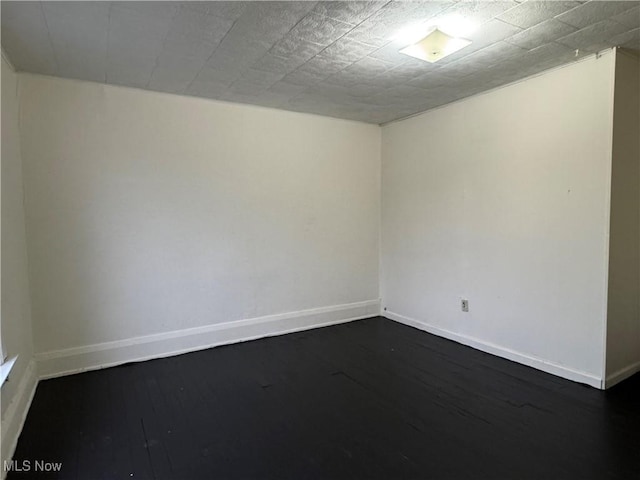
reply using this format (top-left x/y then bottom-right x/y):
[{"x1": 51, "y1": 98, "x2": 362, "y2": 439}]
[{"x1": 8, "y1": 317, "x2": 640, "y2": 479}]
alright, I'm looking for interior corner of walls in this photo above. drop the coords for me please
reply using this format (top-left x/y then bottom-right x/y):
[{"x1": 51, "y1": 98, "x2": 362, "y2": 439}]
[
  {"x1": 35, "y1": 300, "x2": 381, "y2": 380},
  {"x1": 0, "y1": 359, "x2": 38, "y2": 472}
]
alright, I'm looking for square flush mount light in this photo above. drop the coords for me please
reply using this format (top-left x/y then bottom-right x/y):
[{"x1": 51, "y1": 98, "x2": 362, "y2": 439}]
[{"x1": 399, "y1": 28, "x2": 471, "y2": 63}]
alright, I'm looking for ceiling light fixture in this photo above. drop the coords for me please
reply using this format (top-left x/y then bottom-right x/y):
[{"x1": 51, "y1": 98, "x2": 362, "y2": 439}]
[
  {"x1": 393, "y1": 14, "x2": 476, "y2": 63},
  {"x1": 399, "y1": 27, "x2": 471, "y2": 63}
]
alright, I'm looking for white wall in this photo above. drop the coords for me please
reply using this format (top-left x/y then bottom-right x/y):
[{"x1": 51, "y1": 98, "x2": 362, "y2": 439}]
[
  {"x1": 18, "y1": 74, "x2": 380, "y2": 369},
  {"x1": 6, "y1": 47, "x2": 634, "y2": 395},
  {"x1": 381, "y1": 52, "x2": 616, "y2": 386},
  {"x1": 1, "y1": 57, "x2": 37, "y2": 470},
  {"x1": 605, "y1": 49, "x2": 640, "y2": 386}
]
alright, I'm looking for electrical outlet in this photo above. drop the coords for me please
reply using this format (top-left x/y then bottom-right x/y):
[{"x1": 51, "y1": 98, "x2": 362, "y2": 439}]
[{"x1": 461, "y1": 299, "x2": 469, "y2": 312}]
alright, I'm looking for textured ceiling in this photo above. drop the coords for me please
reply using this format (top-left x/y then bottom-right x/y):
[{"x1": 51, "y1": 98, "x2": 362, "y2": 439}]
[{"x1": 2, "y1": 1, "x2": 639, "y2": 124}]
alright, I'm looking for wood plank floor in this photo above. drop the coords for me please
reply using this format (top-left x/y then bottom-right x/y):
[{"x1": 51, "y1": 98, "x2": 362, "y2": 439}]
[{"x1": 8, "y1": 317, "x2": 640, "y2": 479}]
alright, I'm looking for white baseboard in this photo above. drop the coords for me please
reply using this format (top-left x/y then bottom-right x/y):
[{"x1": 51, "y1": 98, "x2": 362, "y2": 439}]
[
  {"x1": 1, "y1": 360, "x2": 38, "y2": 480},
  {"x1": 604, "y1": 361, "x2": 640, "y2": 389},
  {"x1": 384, "y1": 310, "x2": 603, "y2": 389},
  {"x1": 37, "y1": 299, "x2": 381, "y2": 379}
]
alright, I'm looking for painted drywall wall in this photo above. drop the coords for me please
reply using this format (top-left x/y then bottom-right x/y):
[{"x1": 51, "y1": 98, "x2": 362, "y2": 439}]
[
  {"x1": 18, "y1": 74, "x2": 380, "y2": 359},
  {"x1": 381, "y1": 52, "x2": 616, "y2": 385},
  {"x1": 1, "y1": 57, "x2": 37, "y2": 469},
  {"x1": 605, "y1": 49, "x2": 640, "y2": 385}
]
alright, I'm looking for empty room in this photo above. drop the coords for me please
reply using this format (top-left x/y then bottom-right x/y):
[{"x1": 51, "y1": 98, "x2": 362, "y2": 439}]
[{"x1": 1, "y1": 0, "x2": 639, "y2": 479}]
